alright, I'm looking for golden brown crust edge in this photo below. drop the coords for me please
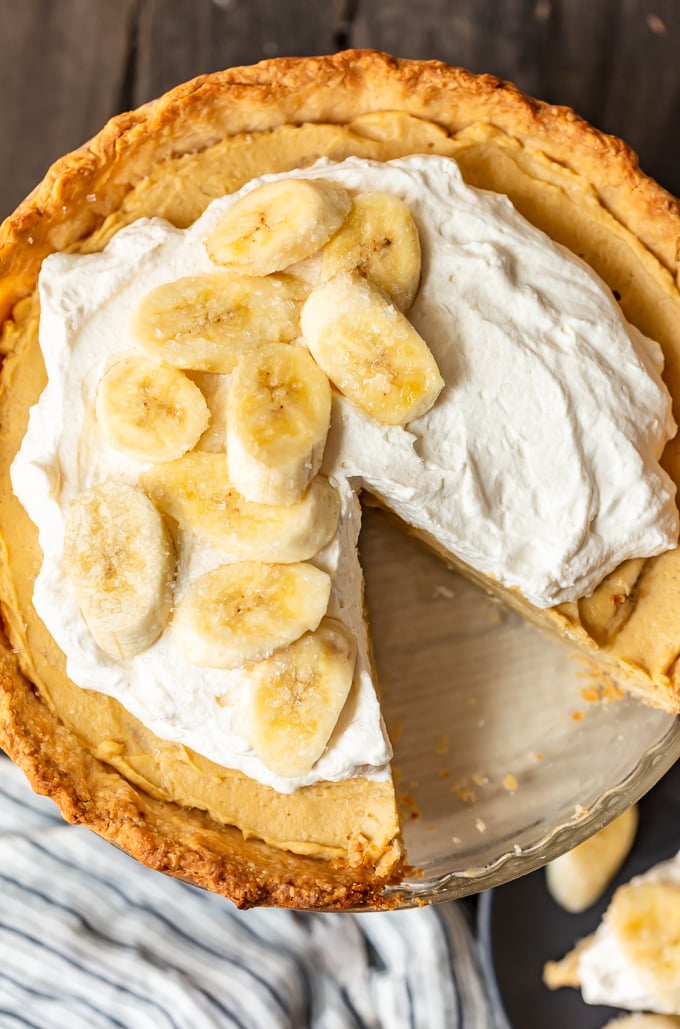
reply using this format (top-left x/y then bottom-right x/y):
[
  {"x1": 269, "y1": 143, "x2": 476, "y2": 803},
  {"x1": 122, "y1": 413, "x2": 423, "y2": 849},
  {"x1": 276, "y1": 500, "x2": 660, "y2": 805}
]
[
  {"x1": 1, "y1": 50, "x2": 679, "y2": 330},
  {"x1": 0, "y1": 640, "x2": 402, "y2": 910}
]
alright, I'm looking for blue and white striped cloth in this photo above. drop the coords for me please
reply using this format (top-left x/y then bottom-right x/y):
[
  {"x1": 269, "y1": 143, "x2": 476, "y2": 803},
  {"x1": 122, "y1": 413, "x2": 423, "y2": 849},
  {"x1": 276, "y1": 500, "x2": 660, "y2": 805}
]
[{"x1": 0, "y1": 759, "x2": 500, "y2": 1028}]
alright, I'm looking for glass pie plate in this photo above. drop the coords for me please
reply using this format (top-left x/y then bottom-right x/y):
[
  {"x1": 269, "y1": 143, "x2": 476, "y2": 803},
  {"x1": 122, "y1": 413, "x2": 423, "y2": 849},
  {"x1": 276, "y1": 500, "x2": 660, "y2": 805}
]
[{"x1": 356, "y1": 505, "x2": 680, "y2": 909}]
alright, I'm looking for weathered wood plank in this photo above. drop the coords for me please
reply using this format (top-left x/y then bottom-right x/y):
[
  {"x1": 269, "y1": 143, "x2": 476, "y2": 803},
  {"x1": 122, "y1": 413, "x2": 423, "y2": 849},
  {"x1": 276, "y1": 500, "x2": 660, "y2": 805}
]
[
  {"x1": 352, "y1": 0, "x2": 680, "y2": 194},
  {"x1": 0, "y1": 0, "x2": 137, "y2": 218},
  {"x1": 133, "y1": 0, "x2": 342, "y2": 105},
  {"x1": 596, "y1": 0, "x2": 679, "y2": 197}
]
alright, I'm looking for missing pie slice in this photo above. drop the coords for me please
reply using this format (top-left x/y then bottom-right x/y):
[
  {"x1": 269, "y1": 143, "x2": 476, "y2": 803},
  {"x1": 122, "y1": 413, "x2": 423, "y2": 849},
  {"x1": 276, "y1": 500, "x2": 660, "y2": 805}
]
[{"x1": 1, "y1": 51, "x2": 680, "y2": 910}]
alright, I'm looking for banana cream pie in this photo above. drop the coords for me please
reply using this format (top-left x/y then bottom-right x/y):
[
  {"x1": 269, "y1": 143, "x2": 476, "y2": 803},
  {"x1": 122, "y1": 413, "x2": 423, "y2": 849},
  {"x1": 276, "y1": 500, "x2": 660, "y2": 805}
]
[{"x1": 1, "y1": 51, "x2": 680, "y2": 909}]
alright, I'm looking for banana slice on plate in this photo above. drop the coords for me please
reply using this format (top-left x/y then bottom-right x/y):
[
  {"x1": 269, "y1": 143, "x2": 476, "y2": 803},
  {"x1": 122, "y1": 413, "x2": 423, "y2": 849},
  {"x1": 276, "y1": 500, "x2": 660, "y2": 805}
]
[
  {"x1": 301, "y1": 271, "x2": 444, "y2": 425},
  {"x1": 546, "y1": 805, "x2": 638, "y2": 913},
  {"x1": 609, "y1": 880, "x2": 680, "y2": 1011},
  {"x1": 63, "y1": 481, "x2": 175, "y2": 660},
  {"x1": 141, "y1": 451, "x2": 340, "y2": 562},
  {"x1": 205, "y1": 178, "x2": 352, "y2": 275},
  {"x1": 227, "y1": 342, "x2": 332, "y2": 505},
  {"x1": 172, "y1": 561, "x2": 331, "y2": 669},
  {"x1": 320, "y1": 191, "x2": 422, "y2": 311},
  {"x1": 601, "y1": 1017, "x2": 680, "y2": 1028},
  {"x1": 96, "y1": 357, "x2": 210, "y2": 462},
  {"x1": 247, "y1": 617, "x2": 357, "y2": 777},
  {"x1": 132, "y1": 272, "x2": 303, "y2": 373}
]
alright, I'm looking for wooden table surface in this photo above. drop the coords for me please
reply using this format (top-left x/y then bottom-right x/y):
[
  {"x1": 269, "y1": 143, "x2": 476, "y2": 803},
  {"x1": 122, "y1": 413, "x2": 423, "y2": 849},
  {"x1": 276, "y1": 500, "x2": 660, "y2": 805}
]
[{"x1": 0, "y1": 0, "x2": 678, "y2": 221}]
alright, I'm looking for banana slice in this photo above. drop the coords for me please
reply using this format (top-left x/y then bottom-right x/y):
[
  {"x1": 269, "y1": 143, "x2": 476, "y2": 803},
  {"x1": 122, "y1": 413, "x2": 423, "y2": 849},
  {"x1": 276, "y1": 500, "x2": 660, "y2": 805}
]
[
  {"x1": 320, "y1": 191, "x2": 421, "y2": 311},
  {"x1": 96, "y1": 357, "x2": 210, "y2": 462},
  {"x1": 141, "y1": 451, "x2": 340, "y2": 562},
  {"x1": 63, "y1": 481, "x2": 174, "y2": 660},
  {"x1": 601, "y1": 1017, "x2": 680, "y2": 1028},
  {"x1": 172, "y1": 561, "x2": 331, "y2": 668},
  {"x1": 301, "y1": 272, "x2": 444, "y2": 425},
  {"x1": 205, "y1": 178, "x2": 352, "y2": 276},
  {"x1": 609, "y1": 880, "x2": 680, "y2": 1010},
  {"x1": 546, "y1": 805, "x2": 638, "y2": 913},
  {"x1": 132, "y1": 272, "x2": 303, "y2": 373},
  {"x1": 248, "y1": 617, "x2": 357, "y2": 777},
  {"x1": 227, "y1": 342, "x2": 332, "y2": 505}
]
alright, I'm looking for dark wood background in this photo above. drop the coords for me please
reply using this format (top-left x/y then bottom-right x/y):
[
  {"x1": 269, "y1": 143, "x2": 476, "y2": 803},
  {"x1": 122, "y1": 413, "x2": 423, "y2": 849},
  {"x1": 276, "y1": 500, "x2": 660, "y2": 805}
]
[{"x1": 0, "y1": 0, "x2": 678, "y2": 220}]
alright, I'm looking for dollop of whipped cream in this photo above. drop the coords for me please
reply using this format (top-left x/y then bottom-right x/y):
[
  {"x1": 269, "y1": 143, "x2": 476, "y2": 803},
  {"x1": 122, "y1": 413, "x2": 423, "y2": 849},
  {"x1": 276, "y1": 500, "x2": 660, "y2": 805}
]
[
  {"x1": 577, "y1": 850, "x2": 680, "y2": 1013},
  {"x1": 11, "y1": 154, "x2": 679, "y2": 791}
]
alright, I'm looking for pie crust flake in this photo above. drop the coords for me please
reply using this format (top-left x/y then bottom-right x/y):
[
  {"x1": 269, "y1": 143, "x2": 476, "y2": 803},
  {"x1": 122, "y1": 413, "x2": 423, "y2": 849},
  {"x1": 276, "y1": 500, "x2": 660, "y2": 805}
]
[{"x1": 1, "y1": 51, "x2": 680, "y2": 909}]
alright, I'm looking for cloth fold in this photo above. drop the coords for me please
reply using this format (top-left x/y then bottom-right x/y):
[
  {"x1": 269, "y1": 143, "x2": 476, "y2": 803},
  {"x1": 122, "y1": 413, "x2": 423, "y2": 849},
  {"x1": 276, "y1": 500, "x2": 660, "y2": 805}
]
[{"x1": 0, "y1": 760, "x2": 499, "y2": 1028}]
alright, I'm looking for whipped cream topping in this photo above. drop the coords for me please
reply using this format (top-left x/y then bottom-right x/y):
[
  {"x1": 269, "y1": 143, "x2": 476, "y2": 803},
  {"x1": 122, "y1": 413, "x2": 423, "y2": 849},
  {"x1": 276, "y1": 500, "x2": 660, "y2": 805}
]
[
  {"x1": 12, "y1": 215, "x2": 389, "y2": 794},
  {"x1": 577, "y1": 851, "x2": 680, "y2": 1013},
  {"x1": 316, "y1": 160, "x2": 677, "y2": 607},
  {"x1": 10, "y1": 154, "x2": 679, "y2": 791}
]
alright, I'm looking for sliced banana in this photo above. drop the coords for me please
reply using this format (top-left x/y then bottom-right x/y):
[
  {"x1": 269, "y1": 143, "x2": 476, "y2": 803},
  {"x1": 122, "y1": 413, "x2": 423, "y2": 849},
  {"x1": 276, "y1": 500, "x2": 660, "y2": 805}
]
[
  {"x1": 301, "y1": 272, "x2": 444, "y2": 425},
  {"x1": 172, "y1": 561, "x2": 331, "y2": 669},
  {"x1": 320, "y1": 191, "x2": 421, "y2": 311},
  {"x1": 601, "y1": 1017, "x2": 680, "y2": 1028},
  {"x1": 546, "y1": 805, "x2": 638, "y2": 913},
  {"x1": 63, "y1": 481, "x2": 174, "y2": 660},
  {"x1": 186, "y1": 371, "x2": 230, "y2": 454},
  {"x1": 609, "y1": 880, "x2": 680, "y2": 1010},
  {"x1": 205, "y1": 178, "x2": 352, "y2": 276},
  {"x1": 132, "y1": 272, "x2": 303, "y2": 373},
  {"x1": 227, "y1": 342, "x2": 332, "y2": 505},
  {"x1": 248, "y1": 617, "x2": 357, "y2": 777},
  {"x1": 95, "y1": 357, "x2": 210, "y2": 462},
  {"x1": 141, "y1": 451, "x2": 340, "y2": 562}
]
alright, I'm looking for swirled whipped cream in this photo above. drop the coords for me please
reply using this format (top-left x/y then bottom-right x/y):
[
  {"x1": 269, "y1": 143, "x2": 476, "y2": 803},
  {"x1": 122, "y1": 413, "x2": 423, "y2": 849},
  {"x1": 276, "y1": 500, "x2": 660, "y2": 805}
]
[{"x1": 11, "y1": 154, "x2": 678, "y2": 791}]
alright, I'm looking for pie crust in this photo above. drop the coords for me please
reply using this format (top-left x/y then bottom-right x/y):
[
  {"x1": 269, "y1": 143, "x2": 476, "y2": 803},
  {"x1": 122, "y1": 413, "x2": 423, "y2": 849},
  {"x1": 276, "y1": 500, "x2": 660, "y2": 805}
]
[{"x1": 1, "y1": 50, "x2": 680, "y2": 909}]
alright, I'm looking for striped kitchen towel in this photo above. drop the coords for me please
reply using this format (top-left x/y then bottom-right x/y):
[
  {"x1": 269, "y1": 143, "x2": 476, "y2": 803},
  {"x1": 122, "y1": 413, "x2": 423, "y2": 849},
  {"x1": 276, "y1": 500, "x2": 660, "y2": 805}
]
[{"x1": 0, "y1": 759, "x2": 500, "y2": 1029}]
